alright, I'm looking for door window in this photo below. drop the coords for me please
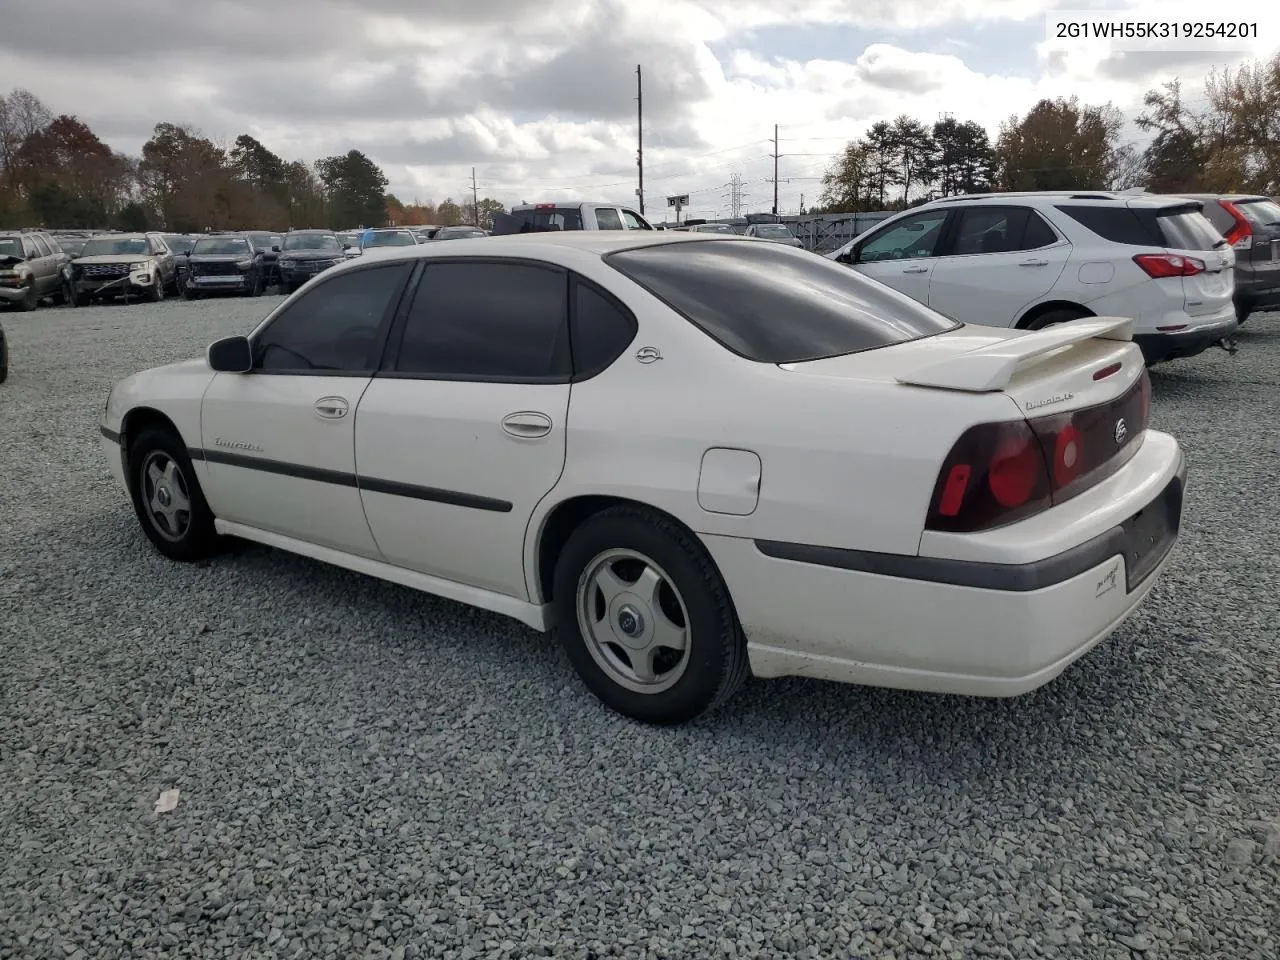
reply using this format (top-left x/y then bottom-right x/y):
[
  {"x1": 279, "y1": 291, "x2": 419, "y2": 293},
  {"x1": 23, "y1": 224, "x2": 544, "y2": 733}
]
[
  {"x1": 251, "y1": 263, "x2": 413, "y2": 373},
  {"x1": 390, "y1": 260, "x2": 570, "y2": 382},
  {"x1": 858, "y1": 211, "x2": 949, "y2": 262},
  {"x1": 595, "y1": 207, "x2": 624, "y2": 230},
  {"x1": 950, "y1": 207, "x2": 1031, "y2": 255},
  {"x1": 621, "y1": 210, "x2": 650, "y2": 230},
  {"x1": 22, "y1": 236, "x2": 39, "y2": 258},
  {"x1": 30, "y1": 235, "x2": 52, "y2": 257},
  {"x1": 1022, "y1": 211, "x2": 1058, "y2": 249}
]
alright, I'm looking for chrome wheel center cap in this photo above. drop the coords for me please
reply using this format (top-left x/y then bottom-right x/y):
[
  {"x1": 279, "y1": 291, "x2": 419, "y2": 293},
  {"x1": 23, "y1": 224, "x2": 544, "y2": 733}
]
[
  {"x1": 617, "y1": 605, "x2": 644, "y2": 637},
  {"x1": 157, "y1": 486, "x2": 171, "y2": 507}
]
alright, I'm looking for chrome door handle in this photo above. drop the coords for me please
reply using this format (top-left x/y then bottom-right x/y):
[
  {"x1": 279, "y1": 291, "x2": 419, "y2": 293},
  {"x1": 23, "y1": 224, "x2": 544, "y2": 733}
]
[
  {"x1": 501, "y1": 411, "x2": 552, "y2": 439},
  {"x1": 1020, "y1": 258, "x2": 1049, "y2": 267},
  {"x1": 902, "y1": 266, "x2": 929, "y2": 274},
  {"x1": 314, "y1": 396, "x2": 349, "y2": 419}
]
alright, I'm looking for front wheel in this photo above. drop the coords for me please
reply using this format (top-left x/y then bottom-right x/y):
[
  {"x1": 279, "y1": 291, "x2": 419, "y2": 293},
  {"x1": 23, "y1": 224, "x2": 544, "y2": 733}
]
[
  {"x1": 0, "y1": 329, "x2": 8, "y2": 383},
  {"x1": 148, "y1": 278, "x2": 165, "y2": 302},
  {"x1": 552, "y1": 506, "x2": 749, "y2": 725},
  {"x1": 248, "y1": 273, "x2": 264, "y2": 297},
  {"x1": 16, "y1": 282, "x2": 37, "y2": 312},
  {"x1": 126, "y1": 426, "x2": 220, "y2": 561}
]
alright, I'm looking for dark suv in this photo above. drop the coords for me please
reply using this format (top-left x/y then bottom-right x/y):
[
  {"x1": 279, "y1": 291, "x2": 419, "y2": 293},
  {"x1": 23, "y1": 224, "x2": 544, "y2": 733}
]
[
  {"x1": 274, "y1": 231, "x2": 348, "y2": 293},
  {"x1": 1178, "y1": 194, "x2": 1280, "y2": 323}
]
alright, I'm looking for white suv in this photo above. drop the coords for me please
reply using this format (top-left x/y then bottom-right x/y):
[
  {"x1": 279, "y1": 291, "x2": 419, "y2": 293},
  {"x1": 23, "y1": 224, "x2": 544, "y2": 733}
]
[{"x1": 827, "y1": 192, "x2": 1237, "y2": 364}]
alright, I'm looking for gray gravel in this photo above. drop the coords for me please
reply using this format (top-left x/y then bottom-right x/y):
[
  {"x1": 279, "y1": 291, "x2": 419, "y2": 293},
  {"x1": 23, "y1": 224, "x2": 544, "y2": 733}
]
[{"x1": 2, "y1": 296, "x2": 1278, "y2": 959}]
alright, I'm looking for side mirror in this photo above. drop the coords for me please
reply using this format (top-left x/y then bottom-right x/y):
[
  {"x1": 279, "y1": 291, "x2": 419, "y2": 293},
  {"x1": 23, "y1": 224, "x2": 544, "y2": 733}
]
[
  {"x1": 342, "y1": 242, "x2": 351, "y2": 250},
  {"x1": 207, "y1": 335, "x2": 252, "y2": 373},
  {"x1": 271, "y1": 244, "x2": 281, "y2": 253}
]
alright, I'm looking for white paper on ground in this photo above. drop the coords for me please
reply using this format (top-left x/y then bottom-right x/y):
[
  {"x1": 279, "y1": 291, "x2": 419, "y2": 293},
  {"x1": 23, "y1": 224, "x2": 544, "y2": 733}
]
[{"x1": 154, "y1": 789, "x2": 180, "y2": 813}]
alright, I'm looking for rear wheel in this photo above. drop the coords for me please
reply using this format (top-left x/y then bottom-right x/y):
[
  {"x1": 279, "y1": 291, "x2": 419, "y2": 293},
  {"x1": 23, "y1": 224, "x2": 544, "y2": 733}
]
[
  {"x1": 1023, "y1": 307, "x2": 1089, "y2": 331},
  {"x1": 552, "y1": 506, "x2": 749, "y2": 725},
  {"x1": 126, "y1": 425, "x2": 219, "y2": 561}
]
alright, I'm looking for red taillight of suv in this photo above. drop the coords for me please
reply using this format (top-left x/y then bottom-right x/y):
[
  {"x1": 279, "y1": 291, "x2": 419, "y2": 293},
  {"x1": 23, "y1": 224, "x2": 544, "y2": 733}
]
[
  {"x1": 1218, "y1": 200, "x2": 1253, "y2": 250},
  {"x1": 1133, "y1": 253, "x2": 1205, "y2": 278},
  {"x1": 926, "y1": 370, "x2": 1151, "y2": 533}
]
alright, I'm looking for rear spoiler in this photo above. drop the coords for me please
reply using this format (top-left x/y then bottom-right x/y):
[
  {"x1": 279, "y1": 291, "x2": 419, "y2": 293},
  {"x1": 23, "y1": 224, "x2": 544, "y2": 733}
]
[{"x1": 896, "y1": 316, "x2": 1134, "y2": 393}]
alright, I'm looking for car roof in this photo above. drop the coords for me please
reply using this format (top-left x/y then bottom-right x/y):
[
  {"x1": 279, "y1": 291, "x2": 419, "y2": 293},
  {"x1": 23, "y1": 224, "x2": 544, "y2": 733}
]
[{"x1": 344, "y1": 231, "x2": 739, "y2": 266}]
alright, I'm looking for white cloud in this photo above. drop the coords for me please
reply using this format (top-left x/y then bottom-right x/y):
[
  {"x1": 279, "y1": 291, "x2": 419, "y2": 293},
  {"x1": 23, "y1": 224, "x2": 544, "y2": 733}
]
[{"x1": 0, "y1": 0, "x2": 1275, "y2": 220}]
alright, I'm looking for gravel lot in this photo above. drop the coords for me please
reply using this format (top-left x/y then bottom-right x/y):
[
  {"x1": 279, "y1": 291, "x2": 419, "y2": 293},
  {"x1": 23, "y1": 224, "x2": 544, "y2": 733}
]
[{"x1": 1, "y1": 296, "x2": 1278, "y2": 960}]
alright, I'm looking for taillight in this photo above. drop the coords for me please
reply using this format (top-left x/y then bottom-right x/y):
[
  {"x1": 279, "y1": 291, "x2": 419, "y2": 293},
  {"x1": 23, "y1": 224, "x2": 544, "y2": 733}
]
[
  {"x1": 1133, "y1": 253, "x2": 1205, "y2": 278},
  {"x1": 926, "y1": 371, "x2": 1151, "y2": 534},
  {"x1": 1218, "y1": 200, "x2": 1253, "y2": 250}
]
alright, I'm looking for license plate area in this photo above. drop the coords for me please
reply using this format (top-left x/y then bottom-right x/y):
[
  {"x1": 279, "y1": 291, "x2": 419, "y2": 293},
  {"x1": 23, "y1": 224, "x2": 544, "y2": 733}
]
[{"x1": 1121, "y1": 471, "x2": 1184, "y2": 591}]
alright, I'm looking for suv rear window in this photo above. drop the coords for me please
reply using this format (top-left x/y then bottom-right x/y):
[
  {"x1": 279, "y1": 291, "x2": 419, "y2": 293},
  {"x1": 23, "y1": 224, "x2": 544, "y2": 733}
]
[
  {"x1": 512, "y1": 208, "x2": 583, "y2": 231},
  {"x1": 605, "y1": 239, "x2": 958, "y2": 364},
  {"x1": 1154, "y1": 207, "x2": 1225, "y2": 251},
  {"x1": 1237, "y1": 198, "x2": 1280, "y2": 228}
]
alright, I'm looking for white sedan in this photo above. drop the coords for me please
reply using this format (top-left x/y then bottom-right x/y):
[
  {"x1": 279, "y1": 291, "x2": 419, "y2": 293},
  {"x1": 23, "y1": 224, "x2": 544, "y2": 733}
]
[{"x1": 100, "y1": 232, "x2": 1187, "y2": 724}]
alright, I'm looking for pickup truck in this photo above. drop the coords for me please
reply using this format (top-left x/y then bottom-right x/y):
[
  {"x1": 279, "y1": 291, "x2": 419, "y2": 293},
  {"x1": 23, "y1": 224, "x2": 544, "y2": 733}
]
[{"x1": 492, "y1": 202, "x2": 655, "y2": 234}]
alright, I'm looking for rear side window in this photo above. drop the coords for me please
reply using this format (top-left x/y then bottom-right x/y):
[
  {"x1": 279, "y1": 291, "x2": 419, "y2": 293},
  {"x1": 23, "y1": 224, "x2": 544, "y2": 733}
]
[
  {"x1": 571, "y1": 279, "x2": 638, "y2": 379},
  {"x1": 392, "y1": 261, "x2": 570, "y2": 381},
  {"x1": 1023, "y1": 212, "x2": 1058, "y2": 248},
  {"x1": 31, "y1": 235, "x2": 53, "y2": 257},
  {"x1": 595, "y1": 208, "x2": 624, "y2": 230},
  {"x1": 606, "y1": 239, "x2": 958, "y2": 364},
  {"x1": 1155, "y1": 208, "x2": 1225, "y2": 251},
  {"x1": 1055, "y1": 205, "x2": 1157, "y2": 245}
]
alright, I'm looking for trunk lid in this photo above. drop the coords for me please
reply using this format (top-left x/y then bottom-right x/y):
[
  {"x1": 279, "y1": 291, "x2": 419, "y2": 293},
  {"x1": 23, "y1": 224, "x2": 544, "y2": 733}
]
[{"x1": 1138, "y1": 200, "x2": 1235, "y2": 318}]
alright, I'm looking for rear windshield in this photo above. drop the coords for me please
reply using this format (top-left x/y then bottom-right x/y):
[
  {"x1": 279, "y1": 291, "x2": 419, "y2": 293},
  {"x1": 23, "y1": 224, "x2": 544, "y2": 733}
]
[
  {"x1": 1237, "y1": 199, "x2": 1280, "y2": 227},
  {"x1": 753, "y1": 224, "x2": 793, "y2": 239},
  {"x1": 606, "y1": 239, "x2": 958, "y2": 364},
  {"x1": 1156, "y1": 208, "x2": 1225, "y2": 251},
  {"x1": 513, "y1": 208, "x2": 583, "y2": 231}
]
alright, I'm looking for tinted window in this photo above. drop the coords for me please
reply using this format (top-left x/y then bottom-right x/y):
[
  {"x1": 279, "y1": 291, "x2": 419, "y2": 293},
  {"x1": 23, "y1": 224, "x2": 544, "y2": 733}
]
[
  {"x1": 393, "y1": 261, "x2": 570, "y2": 381},
  {"x1": 1055, "y1": 205, "x2": 1157, "y2": 245},
  {"x1": 1236, "y1": 199, "x2": 1280, "y2": 228},
  {"x1": 859, "y1": 210, "x2": 949, "y2": 262},
  {"x1": 1023, "y1": 212, "x2": 1058, "y2": 248},
  {"x1": 1156, "y1": 208, "x2": 1225, "y2": 251},
  {"x1": 513, "y1": 208, "x2": 582, "y2": 231},
  {"x1": 1198, "y1": 202, "x2": 1233, "y2": 233},
  {"x1": 253, "y1": 263, "x2": 411, "y2": 373},
  {"x1": 950, "y1": 208, "x2": 1029, "y2": 255},
  {"x1": 607, "y1": 240, "x2": 958, "y2": 364},
  {"x1": 595, "y1": 208, "x2": 624, "y2": 230},
  {"x1": 572, "y1": 279, "x2": 638, "y2": 379},
  {"x1": 31, "y1": 235, "x2": 53, "y2": 257}
]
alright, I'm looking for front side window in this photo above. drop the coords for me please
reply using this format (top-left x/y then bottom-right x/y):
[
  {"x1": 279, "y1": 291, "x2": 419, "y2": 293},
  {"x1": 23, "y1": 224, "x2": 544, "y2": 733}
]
[
  {"x1": 392, "y1": 260, "x2": 570, "y2": 381},
  {"x1": 252, "y1": 263, "x2": 412, "y2": 373},
  {"x1": 595, "y1": 208, "x2": 624, "y2": 230},
  {"x1": 606, "y1": 239, "x2": 958, "y2": 364},
  {"x1": 858, "y1": 210, "x2": 949, "y2": 262},
  {"x1": 621, "y1": 210, "x2": 650, "y2": 230}
]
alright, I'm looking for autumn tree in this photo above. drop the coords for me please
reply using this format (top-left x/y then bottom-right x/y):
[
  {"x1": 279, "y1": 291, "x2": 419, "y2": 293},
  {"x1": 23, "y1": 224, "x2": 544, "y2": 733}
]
[
  {"x1": 13, "y1": 115, "x2": 132, "y2": 227},
  {"x1": 932, "y1": 117, "x2": 994, "y2": 196},
  {"x1": 1200, "y1": 56, "x2": 1280, "y2": 194},
  {"x1": 436, "y1": 197, "x2": 464, "y2": 225},
  {"x1": 460, "y1": 197, "x2": 506, "y2": 230},
  {"x1": 316, "y1": 149, "x2": 388, "y2": 227},
  {"x1": 137, "y1": 123, "x2": 233, "y2": 231},
  {"x1": 995, "y1": 97, "x2": 1123, "y2": 191}
]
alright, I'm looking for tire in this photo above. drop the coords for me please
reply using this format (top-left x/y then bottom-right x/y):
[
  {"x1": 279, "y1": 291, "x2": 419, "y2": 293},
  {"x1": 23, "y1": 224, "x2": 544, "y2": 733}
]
[
  {"x1": 0, "y1": 330, "x2": 8, "y2": 383},
  {"x1": 126, "y1": 425, "x2": 220, "y2": 562},
  {"x1": 71, "y1": 290, "x2": 89, "y2": 307},
  {"x1": 148, "y1": 278, "x2": 165, "y2": 302},
  {"x1": 15, "y1": 282, "x2": 37, "y2": 312},
  {"x1": 1235, "y1": 303, "x2": 1250, "y2": 325},
  {"x1": 182, "y1": 284, "x2": 200, "y2": 301},
  {"x1": 249, "y1": 273, "x2": 264, "y2": 297},
  {"x1": 53, "y1": 279, "x2": 70, "y2": 306},
  {"x1": 1023, "y1": 307, "x2": 1089, "y2": 331},
  {"x1": 552, "y1": 505, "x2": 749, "y2": 725}
]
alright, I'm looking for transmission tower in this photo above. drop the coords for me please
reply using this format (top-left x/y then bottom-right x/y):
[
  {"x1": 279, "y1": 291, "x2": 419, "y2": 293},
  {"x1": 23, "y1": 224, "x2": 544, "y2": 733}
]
[{"x1": 723, "y1": 172, "x2": 747, "y2": 218}]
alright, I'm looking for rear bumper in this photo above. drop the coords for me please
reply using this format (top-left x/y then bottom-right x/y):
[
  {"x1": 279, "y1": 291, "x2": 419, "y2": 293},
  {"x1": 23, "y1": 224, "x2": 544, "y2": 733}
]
[
  {"x1": 704, "y1": 436, "x2": 1186, "y2": 696},
  {"x1": 1134, "y1": 316, "x2": 1238, "y2": 363}
]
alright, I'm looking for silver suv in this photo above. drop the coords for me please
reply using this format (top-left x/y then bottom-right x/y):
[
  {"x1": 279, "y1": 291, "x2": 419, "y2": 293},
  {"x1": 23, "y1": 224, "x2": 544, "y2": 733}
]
[{"x1": 0, "y1": 230, "x2": 71, "y2": 311}]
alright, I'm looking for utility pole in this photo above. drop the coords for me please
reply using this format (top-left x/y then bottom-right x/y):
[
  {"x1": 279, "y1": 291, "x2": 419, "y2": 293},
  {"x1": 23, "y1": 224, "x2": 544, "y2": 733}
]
[
  {"x1": 471, "y1": 167, "x2": 479, "y2": 226},
  {"x1": 772, "y1": 124, "x2": 779, "y2": 217},
  {"x1": 636, "y1": 65, "x2": 645, "y2": 216}
]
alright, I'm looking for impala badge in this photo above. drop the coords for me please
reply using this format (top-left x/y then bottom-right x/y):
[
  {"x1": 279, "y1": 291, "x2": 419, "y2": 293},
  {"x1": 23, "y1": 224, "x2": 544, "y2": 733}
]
[
  {"x1": 635, "y1": 346, "x2": 662, "y2": 364},
  {"x1": 1114, "y1": 418, "x2": 1127, "y2": 445}
]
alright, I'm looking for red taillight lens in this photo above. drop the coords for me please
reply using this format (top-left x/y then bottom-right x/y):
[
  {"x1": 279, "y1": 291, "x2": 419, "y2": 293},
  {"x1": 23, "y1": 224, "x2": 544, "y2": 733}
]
[
  {"x1": 1133, "y1": 253, "x2": 1205, "y2": 278},
  {"x1": 1219, "y1": 200, "x2": 1253, "y2": 249},
  {"x1": 926, "y1": 372, "x2": 1153, "y2": 534}
]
